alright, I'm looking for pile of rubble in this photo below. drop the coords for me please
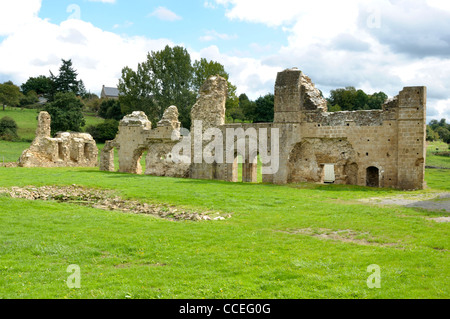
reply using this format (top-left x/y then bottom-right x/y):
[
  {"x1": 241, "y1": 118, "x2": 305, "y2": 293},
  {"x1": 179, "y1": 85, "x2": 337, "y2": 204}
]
[{"x1": 0, "y1": 185, "x2": 231, "y2": 222}]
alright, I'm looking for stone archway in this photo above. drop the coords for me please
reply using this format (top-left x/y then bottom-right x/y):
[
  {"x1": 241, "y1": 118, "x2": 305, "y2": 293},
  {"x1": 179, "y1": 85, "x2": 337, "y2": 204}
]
[{"x1": 287, "y1": 138, "x2": 357, "y2": 184}]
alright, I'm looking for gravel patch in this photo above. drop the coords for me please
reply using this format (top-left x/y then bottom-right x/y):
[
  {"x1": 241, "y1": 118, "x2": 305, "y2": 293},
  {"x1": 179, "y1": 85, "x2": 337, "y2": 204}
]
[{"x1": 0, "y1": 185, "x2": 231, "y2": 222}]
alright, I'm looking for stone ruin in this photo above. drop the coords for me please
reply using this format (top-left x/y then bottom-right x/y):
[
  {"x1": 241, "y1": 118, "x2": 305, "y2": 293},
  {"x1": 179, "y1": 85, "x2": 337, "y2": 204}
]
[
  {"x1": 18, "y1": 111, "x2": 98, "y2": 168},
  {"x1": 101, "y1": 68, "x2": 427, "y2": 190}
]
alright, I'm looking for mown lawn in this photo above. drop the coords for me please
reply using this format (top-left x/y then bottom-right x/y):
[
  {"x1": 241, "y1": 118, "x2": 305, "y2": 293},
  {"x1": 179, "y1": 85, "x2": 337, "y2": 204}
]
[
  {"x1": 427, "y1": 141, "x2": 450, "y2": 169},
  {"x1": 0, "y1": 165, "x2": 448, "y2": 299}
]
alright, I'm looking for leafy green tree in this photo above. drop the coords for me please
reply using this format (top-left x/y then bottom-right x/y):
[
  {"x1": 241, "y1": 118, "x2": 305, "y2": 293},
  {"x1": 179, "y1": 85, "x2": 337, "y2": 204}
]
[
  {"x1": 44, "y1": 92, "x2": 85, "y2": 135},
  {"x1": 49, "y1": 59, "x2": 86, "y2": 99},
  {"x1": 327, "y1": 87, "x2": 387, "y2": 111},
  {"x1": 0, "y1": 81, "x2": 22, "y2": 111},
  {"x1": 226, "y1": 95, "x2": 245, "y2": 123},
  {"x1": 328, "y1": 104, "x2": 342, "y2": 112},
  {"x1": 86, "y1": 119, "x2": 119, "y2": 143},
  {"x1": 193, "y1": 58, "x2": 228, "y2": 93},
  {"x1": 436, "y1": 126, "x2": 450, "y2": 144},
  {"x1": 367, "y1": 92, "x2": 388, "y2": 110},
  {"x1": 193, "y1": 58, "x2": 239, "y2": 122},
  {"x1": 118, "y1": 65, "x2": 158, "y2": 122},
  {"x1": 19, "y1": 90, "x2": 39, "y2": 108},
  {"x1": 429, "y1": 119, "x2": 450, "y2": 143},
  {"x1": 21, "y1": 75, "x2": 53, "y2": 97},
  {"x1": 238, "y1": 93, "x2": 256, "y2": 122},
  {"x1": 426, "y1": 125, "x2": 439, "y2": 142},
  {"x1": 144, "y1": 46, "x2": 196, "y2": 128},
  {"x1": 119, "y1": 45, "x2": 237, "y2": 128},
  {"x1": 98, "y1": 99, "x2": 124, "y2": 121},
  {"x1": 0, "y1": 116, "x2": 19, "y2": 141},
  {"x1": 253, "y1": 93, "x2": 274, "y2": 123}
]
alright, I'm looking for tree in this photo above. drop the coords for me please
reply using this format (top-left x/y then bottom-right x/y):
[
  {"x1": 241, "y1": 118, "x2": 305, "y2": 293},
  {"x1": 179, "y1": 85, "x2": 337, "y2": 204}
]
[
  {"x1": 118, "y1": 65, "x2": 158, "y2": 122},
  {"x1": 367, "y1": 92, "x2": 388, "y2": 110},
  {"x1": 0, "y1": 116, "x2": 19, "y2": 141},
  {"x1": 21, "y1": 75, "x2": 53, "y2": 97},
  {"x1": 19, "y1": 90, "x2": 39, "y2": 108},
  {"x1": 49, "y1": 59, "x2": 86, "y2": 99},
  {"x1": 98, "y1": 99, "x2": 124, "y2": 121},
  {"x1": 253, "y1": 93, "x2": 274, "y2": 123},
  {"x1": 239, "y1": 93, "x2": 256, "y2": 122},
  {"x1": 436, "y1": 126, "x2": 450, "y2": 144},
  {"x1": 426, "y1": 125, "x2": 439, "y2": 142},
  {"x1": 143, "y1": 45, "x2": 196, "y2": 127},
  {"x1": 44, "y1": 92, "x2": 85, "y2": 135},
  {"x1": 119, "y1": 45, "x2": 236, "y2": 128},
  {"x1": 429, "y1": 119, "x2": 450, "y2": 143},
  {"x1": 327, "y1": 87, "x2": 387, "y2": 111},
  {"x1": 0, "y1": 81, "x2": 22, "y2": 111},
  {"x1": 193, "y1": 58, "x2": 239, "y2": 122},
  {"x1": 86, "y1": 119, "x2": 119, "y2": 143}
]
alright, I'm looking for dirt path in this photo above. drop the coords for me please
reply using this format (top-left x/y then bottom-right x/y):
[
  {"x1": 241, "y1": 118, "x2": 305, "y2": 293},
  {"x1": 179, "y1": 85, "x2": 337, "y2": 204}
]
[{"x1": 359, "y1": 192, "x2": 450, "y2": 222}]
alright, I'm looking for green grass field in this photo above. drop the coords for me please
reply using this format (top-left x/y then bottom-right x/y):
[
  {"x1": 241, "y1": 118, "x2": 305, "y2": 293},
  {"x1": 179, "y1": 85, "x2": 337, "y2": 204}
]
[
  {"x1": 0, "y1": 107, "x2": 104, "y2": 142},
  {"x1": 0, "y1": 109, "x2": 448, "y2": 299},
  {"x1": 427, "y1": 141, "x2": 450, "y2": 168},
  {"x1": 0, "y1": 166, "x2": 448, "y2": 299}
]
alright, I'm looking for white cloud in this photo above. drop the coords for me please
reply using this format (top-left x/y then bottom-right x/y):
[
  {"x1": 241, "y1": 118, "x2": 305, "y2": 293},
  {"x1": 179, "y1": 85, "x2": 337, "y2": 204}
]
[
  {"x1": 0, "y1": 0, "x2": 41, "y2": 36},
  {"x1": 204, "y1": 1, "x2": 216, "y2": 9},
  {"x1": 212, "y1": 0, "x2": 450, "y2": 121},
  {"x1": 0, "y1": 4, "x2": 173, "y2": 95},
  {"x1": 149, "y1": 6, "x2": 182, "y2": 22},
  {"x1": 199, "y1": 30, "x2": 237, "y2": 42},
  {"x1": 196, "y1": 45, "x2": 279, "y2": 99},
  {"x1": 113, "y1": 21, "x2": 134, "y2": 29}
]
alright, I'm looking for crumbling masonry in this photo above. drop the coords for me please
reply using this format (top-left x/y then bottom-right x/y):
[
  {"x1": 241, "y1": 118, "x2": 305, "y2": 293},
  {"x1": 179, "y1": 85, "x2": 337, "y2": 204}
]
[
  {"x1": 19, "y1": 111, "x2": 98, "y2": 168},
  {"x1": 101, "y1": 68, "x2": 427, "y2": 190}
]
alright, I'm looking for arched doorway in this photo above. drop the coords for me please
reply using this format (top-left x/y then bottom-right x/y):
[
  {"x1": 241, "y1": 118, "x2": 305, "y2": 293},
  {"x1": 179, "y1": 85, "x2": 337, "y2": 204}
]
[{"x1": 366, "y1": 166, "x2": 379, "y2": 187}]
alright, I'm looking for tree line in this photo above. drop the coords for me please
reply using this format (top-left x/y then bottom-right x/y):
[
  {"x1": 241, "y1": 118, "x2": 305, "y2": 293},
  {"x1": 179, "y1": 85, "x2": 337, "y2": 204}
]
[{"x1": 427, "y1": 119, "x2": 450, "y2": 144}]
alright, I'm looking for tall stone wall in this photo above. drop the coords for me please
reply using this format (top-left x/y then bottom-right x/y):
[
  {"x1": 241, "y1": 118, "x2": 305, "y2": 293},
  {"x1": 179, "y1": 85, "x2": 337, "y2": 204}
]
[{"x1": 101, "y1": 70, "x2": 427, "y2": 190}]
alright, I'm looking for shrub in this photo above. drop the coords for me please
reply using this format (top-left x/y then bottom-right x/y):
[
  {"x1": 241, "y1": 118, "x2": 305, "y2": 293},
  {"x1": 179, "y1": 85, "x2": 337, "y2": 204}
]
[
  {"x1": 98, "y1": 99, "x2": 124, "y2": 121},
  {"x1": 86, "y1": 119, "x2": 119, "y2": 143},
  {"x1": 44, "y1": 92, "x2": 85, "y2": 135},
  {"x1": 0, "y1": 116, "x2": 19, "y2": 141}
]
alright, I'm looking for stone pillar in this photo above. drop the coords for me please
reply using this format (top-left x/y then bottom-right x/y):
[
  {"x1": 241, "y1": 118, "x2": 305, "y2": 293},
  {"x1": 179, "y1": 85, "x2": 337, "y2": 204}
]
[
  {"x1": 396, "y1": 87, "x2": 427, "y2": 190},
  {"x1": 190, "y1": 75, "x2": 228, "y2": 180},
  {"x1": 100, "y1": 140, "x2": 115, "y2": 172},
  {"x1": 36, "y1": 111, "x2": 51, "y2": 137}
]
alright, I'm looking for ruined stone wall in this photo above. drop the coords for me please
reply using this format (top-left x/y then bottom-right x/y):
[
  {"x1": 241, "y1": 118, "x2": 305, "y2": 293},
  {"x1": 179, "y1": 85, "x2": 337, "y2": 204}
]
[
  {"x1": 101, "y1": 69, "x2": 426, "y2": 190},
  {"x1": 100, "y1": 107, "x2": 190, "y2": 178},
  {"x1": 19, "y1": 111, "x2": 98, "y2": 168},
  {"x1": 274, "y1": 68, "x2": 426, "y2": 190}
]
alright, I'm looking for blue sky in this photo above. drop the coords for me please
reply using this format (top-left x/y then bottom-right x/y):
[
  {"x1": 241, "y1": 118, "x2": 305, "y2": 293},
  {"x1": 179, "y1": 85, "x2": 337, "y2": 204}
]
[
  {"x1": 38, "y1": 0, "x2": 287, "y2": 58},
  {"x1": 0, "y1": 0, "x2": 449, "y2": 121}
]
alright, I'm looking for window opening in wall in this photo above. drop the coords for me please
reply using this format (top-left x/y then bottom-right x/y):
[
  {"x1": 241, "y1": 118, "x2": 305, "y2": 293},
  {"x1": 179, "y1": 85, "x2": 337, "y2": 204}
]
[
  {"x1": 84, "y1": 143, "x2": 90, "y2": 160},
  {"x1": 58, "y1": 142, "x2": 63, "y2": 160}
]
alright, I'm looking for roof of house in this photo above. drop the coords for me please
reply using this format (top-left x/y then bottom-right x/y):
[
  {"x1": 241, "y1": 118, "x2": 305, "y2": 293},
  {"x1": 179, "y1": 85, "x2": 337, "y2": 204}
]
[{"x1": 102, "y1": 86, "x2": 120, "y2": 97}]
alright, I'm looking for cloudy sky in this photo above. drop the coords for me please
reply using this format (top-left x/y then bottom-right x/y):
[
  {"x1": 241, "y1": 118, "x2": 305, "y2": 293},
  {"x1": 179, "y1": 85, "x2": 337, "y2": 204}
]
[{"x1": 0, "y1": 0, "x2": 449, "y2": 122}]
